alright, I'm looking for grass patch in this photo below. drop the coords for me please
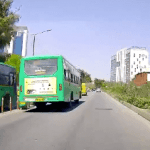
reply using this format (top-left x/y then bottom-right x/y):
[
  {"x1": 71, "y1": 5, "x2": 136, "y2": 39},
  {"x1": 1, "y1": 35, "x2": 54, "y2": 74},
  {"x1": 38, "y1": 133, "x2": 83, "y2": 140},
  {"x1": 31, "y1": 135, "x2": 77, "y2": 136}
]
[{"x1": 101, "y1": 81, "x2": 150, "y2": 109}]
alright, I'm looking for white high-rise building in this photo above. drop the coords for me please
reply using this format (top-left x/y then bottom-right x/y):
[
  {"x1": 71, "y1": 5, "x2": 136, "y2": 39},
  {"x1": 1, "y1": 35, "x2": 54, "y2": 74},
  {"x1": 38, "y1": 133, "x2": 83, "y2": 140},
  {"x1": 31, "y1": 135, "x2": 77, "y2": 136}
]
[
  {"x1": 110, "y1": 46, "x2": 150, "y2": 83},
  {"x1": 116, "y1": 48, "x2": 127, "y2": 83}
]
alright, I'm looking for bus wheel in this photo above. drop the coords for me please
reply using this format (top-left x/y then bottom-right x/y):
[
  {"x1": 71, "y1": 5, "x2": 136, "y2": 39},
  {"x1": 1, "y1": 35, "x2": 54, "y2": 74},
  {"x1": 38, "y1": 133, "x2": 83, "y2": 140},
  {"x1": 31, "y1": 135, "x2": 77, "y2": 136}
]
[
  {"x1": 68, "y1": 101, "x2": 72, "y2": 108},
  {"x1": 79, "y1": 91, "x2": 82, "y2": 99},
  {"x1": 75, "y1": 93, "x2": 80, "y2": 103},
  {"x1": 67, "y1": 96, "x2": 72, "y2": 108},
  {"x1": 74, "y1": 99, "x2": 79, "y2": 103}
]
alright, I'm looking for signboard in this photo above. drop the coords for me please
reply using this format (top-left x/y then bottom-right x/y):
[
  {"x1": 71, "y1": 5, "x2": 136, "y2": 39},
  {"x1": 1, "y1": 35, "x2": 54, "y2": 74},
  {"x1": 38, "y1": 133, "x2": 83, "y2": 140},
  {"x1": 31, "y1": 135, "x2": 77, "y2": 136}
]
[{"x1": 24, "y1": 77, "x2": 56, "y2": 95}]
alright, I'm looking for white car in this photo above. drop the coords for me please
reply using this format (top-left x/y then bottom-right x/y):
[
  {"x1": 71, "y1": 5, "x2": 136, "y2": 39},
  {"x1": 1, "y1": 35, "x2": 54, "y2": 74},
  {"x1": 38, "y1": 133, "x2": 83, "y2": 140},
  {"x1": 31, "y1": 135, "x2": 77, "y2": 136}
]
[{"x1": 96, "y1": 88, "x2": 101, "y2": 92}]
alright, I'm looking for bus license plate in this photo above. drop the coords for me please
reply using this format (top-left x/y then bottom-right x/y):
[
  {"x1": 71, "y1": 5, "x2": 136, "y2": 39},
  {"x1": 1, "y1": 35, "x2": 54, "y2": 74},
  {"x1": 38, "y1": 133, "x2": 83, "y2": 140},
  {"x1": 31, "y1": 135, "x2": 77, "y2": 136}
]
[{"x1": 36, "y1": 98, "x2": 44, "y2": 102}]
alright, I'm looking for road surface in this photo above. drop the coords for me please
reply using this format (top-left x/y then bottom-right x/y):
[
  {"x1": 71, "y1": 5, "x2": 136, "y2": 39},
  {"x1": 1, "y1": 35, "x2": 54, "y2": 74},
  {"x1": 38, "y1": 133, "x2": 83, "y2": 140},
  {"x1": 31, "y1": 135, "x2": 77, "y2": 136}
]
[{"x1": 0, "y1": 92, "x2": 150, "y2": 150}]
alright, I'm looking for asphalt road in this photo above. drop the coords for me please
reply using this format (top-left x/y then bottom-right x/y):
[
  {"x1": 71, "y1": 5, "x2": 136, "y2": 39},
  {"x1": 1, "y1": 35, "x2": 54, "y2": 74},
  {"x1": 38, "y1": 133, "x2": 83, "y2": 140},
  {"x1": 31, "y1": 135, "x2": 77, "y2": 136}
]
[{"x1": 1, "y1": 92, "x2": 150, "y2": 150}]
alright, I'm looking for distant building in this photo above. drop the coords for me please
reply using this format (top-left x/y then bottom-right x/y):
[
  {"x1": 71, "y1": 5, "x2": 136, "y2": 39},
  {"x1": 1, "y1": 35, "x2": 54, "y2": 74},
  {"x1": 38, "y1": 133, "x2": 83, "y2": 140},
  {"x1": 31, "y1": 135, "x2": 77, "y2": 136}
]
[
  {"x1": 0, "y1": 26, "x2": 28, "y2": 57},
  {"x1": 110, "y1": 46, "x2": 150, "y2": 83}
]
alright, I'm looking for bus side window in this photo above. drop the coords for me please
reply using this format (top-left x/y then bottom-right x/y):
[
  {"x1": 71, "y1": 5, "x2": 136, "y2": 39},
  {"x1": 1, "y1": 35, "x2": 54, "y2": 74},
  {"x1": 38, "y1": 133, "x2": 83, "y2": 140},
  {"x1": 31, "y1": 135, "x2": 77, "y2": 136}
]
[
  {"x1": 75, "y1": 76, "x2": 77, "y2": 84},
  {"x1": 73, "y1": 75, "x2": 74, "y2": 83},
  {"x1": 77, "y1": 77, "x2": 79, "y2": 84},
  {"x1": 74, "y1": 76, "x2": 76, "y2": 84},
  {"x1": 79, "y1": 77, "x2": 81, "y2": 85},
  {"x1": 67, "y1": 71, "x2": 71, "y2": 82},
  {"x1": 14, "y1": 74, "x2": 16, "y2": 84},
  {"x1": 74, "y1": 75, "x2": 75, "y2": 83},
  {"x1": 64, "y1": 69, "x2": 66, "y2": 80},
  {"x1": 68, "y1": 73, "x2": 70, "y2": 82},
  {"x1": 10, "y1": 73, "x2": 14, "y2": 86},
  {"x1": 72, "y1": 75, "x2": 74, "y2": 83},
  {"x1": 71, "y1": 74, "x2": 73, "y2": 82}
]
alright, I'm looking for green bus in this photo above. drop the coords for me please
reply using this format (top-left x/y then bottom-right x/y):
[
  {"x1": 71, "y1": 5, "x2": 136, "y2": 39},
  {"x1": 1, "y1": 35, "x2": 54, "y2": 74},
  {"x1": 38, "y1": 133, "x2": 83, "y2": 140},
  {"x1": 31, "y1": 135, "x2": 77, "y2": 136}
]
[
  {"x1": 19, "y1": 55, "x2": 82, "y2": 109},
  {"x1": 0, "y1": 62, "x2": 17, "y2": 110}
]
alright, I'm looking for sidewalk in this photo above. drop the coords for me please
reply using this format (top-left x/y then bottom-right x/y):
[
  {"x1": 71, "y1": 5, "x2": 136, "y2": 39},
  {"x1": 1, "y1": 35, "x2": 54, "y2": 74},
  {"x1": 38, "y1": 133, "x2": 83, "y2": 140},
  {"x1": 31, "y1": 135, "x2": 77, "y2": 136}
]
[
  {"x1": 102, "y1": 90, "x2": 150, "y2": 122},
  {"x1": 0, "y1": 109, "x2": 24, "y2": 118},
  {"x1": 0, "y1": 105, "x2": 36, "y2": 119}
]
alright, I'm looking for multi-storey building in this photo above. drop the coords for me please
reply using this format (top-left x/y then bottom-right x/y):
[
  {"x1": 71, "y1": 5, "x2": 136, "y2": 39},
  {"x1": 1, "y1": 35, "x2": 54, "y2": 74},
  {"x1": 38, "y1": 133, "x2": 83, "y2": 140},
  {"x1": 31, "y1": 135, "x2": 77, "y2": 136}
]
[
  {"x1": 0, "y1": 26, "x2": 28, "y2": 57},
  {"x1": 110, "y1": 46, "x2": 149, "y2": 83}
]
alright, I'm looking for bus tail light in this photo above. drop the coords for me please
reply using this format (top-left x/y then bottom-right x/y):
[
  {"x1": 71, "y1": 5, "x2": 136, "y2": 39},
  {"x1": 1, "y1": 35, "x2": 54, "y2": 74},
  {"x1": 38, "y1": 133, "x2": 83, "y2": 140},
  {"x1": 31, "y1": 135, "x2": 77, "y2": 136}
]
[
  {"x1": 59, "y1": 84, "x2": 62, "y2": 91},
  {"x1": 20, "y1": 86, "x2": 22, "y2": 92}
]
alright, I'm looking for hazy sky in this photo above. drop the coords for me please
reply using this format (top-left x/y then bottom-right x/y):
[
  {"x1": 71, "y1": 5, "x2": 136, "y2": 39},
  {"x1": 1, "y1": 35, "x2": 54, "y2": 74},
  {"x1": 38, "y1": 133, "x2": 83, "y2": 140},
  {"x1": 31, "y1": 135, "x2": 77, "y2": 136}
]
[{"x1": 11, "y1": 0, "x2": 150, "y2": 81}]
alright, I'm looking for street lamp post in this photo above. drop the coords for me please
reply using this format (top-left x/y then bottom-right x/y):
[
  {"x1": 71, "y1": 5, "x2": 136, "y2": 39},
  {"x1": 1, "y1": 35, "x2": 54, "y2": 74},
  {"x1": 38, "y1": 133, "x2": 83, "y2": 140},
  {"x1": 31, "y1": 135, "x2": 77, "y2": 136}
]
[
  {"x1": 33, "y1": 35, "x2": 35, "y2": 56},
  {"x1": 32, "y1": 29, "x2": 52, "y2": 56}
]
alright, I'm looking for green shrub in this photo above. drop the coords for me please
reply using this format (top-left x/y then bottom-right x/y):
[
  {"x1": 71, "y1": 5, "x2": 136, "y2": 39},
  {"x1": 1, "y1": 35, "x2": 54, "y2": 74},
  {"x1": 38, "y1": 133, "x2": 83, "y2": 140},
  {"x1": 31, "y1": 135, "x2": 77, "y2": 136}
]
[
  {"x1": 138, "y1": 104, "x2": 143, "y2": 108},
  {"x1": 144, "y1": 104, "x2": 149, "y2": 109},
  {"x1": 104, "y1": 81, "x2": 150, "y2": 109},
  {"x1": 133, "y1": 101, "x2": 139, "y2": 107},
  {"x1": 126, "y1": 97, "x2": 135, "y2": 104}
]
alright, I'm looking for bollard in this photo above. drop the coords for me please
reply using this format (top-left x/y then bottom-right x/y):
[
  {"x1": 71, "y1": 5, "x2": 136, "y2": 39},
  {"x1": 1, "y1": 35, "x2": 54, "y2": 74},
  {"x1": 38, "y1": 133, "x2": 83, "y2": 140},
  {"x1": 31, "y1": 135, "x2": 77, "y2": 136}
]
[
  {"x1": 10, "y1": 97, "x2": 12, "y2": 111},
  {"x1": 1, "y1": 97, "x2": 4, "y2": 113}
]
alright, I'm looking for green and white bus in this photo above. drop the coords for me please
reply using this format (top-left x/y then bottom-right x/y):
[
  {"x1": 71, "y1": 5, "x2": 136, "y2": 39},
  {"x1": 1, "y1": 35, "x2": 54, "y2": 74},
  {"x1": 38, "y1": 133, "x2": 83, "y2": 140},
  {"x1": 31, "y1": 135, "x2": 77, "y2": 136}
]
[
  {"x1": 0, "y1": 63, "x2": 17, "y2": 110},
  {"x1": 19, "y1": 55, "x2": 82, "y2": 109}
]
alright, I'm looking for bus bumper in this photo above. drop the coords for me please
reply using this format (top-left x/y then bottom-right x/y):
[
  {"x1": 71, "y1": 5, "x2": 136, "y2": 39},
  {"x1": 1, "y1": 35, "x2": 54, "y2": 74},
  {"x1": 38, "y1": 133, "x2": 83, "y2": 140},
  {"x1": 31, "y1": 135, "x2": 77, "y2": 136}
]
[{"x1": 22, "y1": 96, "x2": 63, "y2": 103}]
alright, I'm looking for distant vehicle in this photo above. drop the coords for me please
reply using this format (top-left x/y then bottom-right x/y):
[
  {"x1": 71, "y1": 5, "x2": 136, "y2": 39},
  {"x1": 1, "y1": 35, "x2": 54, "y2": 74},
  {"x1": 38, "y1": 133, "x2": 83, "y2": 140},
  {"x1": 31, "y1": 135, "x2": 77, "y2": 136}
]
[
  {"x1": 96, "y1": 88, "x2": 101, "y2": 92},
  {"x1": 19, "y1": 55, "x2": 82, "y2": 109},
  {"x1": 82, "y1": 83, "x2": 87, "y2": 96}
]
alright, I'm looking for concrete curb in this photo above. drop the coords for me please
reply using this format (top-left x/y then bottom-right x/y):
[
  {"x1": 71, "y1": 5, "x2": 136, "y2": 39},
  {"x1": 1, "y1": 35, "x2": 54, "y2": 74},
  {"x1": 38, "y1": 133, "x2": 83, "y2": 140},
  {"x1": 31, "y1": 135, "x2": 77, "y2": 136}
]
[{"x1": 102, "y1": 90, "x2": 150, "y2": 122}]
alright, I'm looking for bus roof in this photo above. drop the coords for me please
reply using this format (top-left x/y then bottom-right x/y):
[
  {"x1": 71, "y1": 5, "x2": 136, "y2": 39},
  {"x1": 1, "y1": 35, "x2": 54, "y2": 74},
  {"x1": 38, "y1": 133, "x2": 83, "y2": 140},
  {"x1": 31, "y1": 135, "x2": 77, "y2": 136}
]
[
  {"x1": 22, "y1": 55, "x2": 63, "y2": 60},
  {"x1": 0, "y1": 62, "x2": 16, "y2": 69}
]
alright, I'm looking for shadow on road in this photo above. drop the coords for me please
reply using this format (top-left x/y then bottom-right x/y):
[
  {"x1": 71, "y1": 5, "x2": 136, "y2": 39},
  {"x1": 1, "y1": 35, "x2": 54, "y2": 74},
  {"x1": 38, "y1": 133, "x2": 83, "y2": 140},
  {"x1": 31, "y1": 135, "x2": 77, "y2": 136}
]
[{"x1": 25, "y1": 101, "x2": 85, "y2": 113}]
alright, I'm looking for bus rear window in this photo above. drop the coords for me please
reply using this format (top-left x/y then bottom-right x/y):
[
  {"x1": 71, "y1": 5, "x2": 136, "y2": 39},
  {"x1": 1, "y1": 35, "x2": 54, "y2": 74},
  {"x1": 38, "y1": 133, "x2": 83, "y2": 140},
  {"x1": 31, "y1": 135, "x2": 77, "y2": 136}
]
[{"x1": 24, "y1": 59, "x2": 57, "y2": 75}]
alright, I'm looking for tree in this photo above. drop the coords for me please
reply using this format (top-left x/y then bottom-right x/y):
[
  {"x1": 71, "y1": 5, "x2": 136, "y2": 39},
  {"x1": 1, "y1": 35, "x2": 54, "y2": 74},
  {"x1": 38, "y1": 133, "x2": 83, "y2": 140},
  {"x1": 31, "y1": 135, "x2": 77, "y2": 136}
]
[
  {"x1": 4, "y1": 54, "x2": 22, "y2": 84},
  {"x1": 0, "y1": 52, "x2": 11, "y2": 62},
  {"x1": 0, "y1": 0, "x2": 19, "y2": 48},
  {"x1": 78, "y1": 69, "x2": 92, "y2": 83},
  {"x1": 85, "y1": 74, "x2": 92, "y2": 83},
  {"x1": 85, "y1": 82, "x2": 95, "y2": 90},
  {"x1": 94, "y1": 78, "x2": 105, "y2": 88}
]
